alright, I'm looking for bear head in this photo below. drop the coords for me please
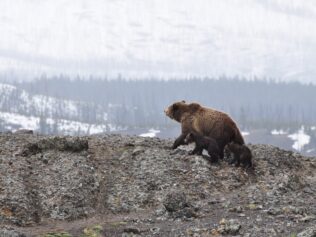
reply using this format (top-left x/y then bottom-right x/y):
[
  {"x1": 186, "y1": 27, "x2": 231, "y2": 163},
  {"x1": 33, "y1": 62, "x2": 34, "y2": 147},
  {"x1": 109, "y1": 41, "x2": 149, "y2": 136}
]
[{"x1": 164, "y1": 100, "x2": 187, "y2": 122}]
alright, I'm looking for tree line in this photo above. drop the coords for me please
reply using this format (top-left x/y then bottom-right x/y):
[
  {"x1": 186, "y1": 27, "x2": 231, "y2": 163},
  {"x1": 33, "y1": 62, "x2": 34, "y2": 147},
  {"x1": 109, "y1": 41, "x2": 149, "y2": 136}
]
[{"x1": 9, "y1": 75, "x2": 316, "y2": 131}]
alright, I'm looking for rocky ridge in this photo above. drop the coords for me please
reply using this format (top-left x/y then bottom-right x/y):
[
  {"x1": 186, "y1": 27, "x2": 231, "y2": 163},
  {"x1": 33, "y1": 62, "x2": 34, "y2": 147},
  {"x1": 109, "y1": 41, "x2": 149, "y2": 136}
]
[{"x1": 0, "y1": 133, "x2": 315, "y2": 237}]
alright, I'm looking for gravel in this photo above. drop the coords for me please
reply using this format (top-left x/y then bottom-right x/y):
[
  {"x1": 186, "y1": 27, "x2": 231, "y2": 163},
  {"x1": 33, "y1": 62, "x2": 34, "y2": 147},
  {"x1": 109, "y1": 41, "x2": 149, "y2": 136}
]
[{"x1": 0, "y1": 133, "x2": 315, "y2": 236}]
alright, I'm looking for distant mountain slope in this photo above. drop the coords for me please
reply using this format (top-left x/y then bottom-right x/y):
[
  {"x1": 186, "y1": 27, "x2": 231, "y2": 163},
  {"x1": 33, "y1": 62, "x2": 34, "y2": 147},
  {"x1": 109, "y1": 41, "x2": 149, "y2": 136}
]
[
  {"x1": 0, "y1": 83, "x2": 96, "y2": 120},
  {"x1": 0, "y1": 1, "x2": 316, "y2": 81},
  {"x1": 0, "y1": 83, "x2": 121, "y2": 134},
  {"x1": 1, "y1": 79, "x2": 316, "y2": 155}
]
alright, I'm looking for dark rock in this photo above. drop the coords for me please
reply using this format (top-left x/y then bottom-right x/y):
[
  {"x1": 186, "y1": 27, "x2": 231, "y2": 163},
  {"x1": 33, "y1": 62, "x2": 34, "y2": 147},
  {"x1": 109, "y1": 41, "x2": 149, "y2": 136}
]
[
  {"x1": 14, "y1": 129, "x2": 33, "y2": 135},
  {"x1": 21, "y1": 143, "x2": 41, "y2": 156},
  {"x1": 21, "y1": 137, "x2": 88, "y2": 156},
  {"x1": 123, "y1": 227, "x2": 141, "y2": 234},
  {"x1": 162, "y1": 191, "x2": 198, "y2": 219},
  {"x1": 38, "y1": 137, "x2": 89, "y2": 152},
  {"x1": 163, "y1": 191, "x2": 188, "y2": 212},
  {"x1": 174, "y1": 207, "x2": 197, "y2": 219},
  {"x1": 267, "y1": 207, "x2": 281, "y2": 215}
]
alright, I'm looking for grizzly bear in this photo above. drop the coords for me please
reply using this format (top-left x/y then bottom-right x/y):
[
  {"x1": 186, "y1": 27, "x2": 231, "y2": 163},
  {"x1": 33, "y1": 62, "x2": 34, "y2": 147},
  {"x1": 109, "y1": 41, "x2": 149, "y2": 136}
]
[
  {"x1": 164, "y1": 101, "x2": 244, "y2": 159},
  {"x1": 184, "y1": 132, "x2": 220, "y2": 163},
  {"x1": 226, "y1": 142, "x2": 252, "y2": 168}
]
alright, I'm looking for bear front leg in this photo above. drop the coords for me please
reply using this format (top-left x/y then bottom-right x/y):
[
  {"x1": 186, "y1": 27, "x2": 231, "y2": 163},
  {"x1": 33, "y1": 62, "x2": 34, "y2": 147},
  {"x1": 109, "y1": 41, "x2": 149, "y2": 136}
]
[
  {"x1": 213, "y1": 154, "x2": 220, "y2": 163},
  {"x1": 207, "y1": 144, "x2": 220, "y2": 163},
  {"x1": 219, "y1": 150, "x2": 224, "y2": 160},
  {"x1": 172, "y1": 134, "x2": 187, "y2": 149},
  {"x1": 208, "y1": 152, "x2": 219, "y2": 163},
  {"x1": 241, "y1": 154, "x2": 252, "y2": 168},
  {"x1": 235, "y1": 159, "x2": 241, "y2": 167},
  {"x1": 229, "y1": 153, "x2": 238, "y2": 165},
  {"x1": 234, "y1": 154, "x2": 241, "y2": 167},
  {"x1": 189, "y1": 145, "x2": 203, "y2": 155}
]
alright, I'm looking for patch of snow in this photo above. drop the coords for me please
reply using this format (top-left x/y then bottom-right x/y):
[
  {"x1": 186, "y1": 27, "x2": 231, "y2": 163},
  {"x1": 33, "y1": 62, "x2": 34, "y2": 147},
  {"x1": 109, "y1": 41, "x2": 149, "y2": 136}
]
[
  {"x1": 306, "y1": 148, "x2": 315, "y2": 153},
  {"x1": 0, "y1": 111, "x2": 39, "y2": 130},
  {"x1": 46, "y1": 118, "x2": 107, "y2": 135},
  {"x1": 32, "y1": 94, "x2": 79, "y2": 117},
  {"x1": 89, "y1": 125, "x2": 108, "y2": 134},
  {"x1": 241, "y1": 131, "x2": 250, "y2": 136},
  {"x1": 0, "y1": 84, "x2": 18, "y2": 99},
  {"x1": 0, "y1": 83, "x2": 96, "y2": 120},
  {"x1": 311, "y1": 126, "x2": 316, "y2": 131},
  {"x1": 271, "y1": 129, "x2": 288, "y2": 135},
  {"x1": 103, "y1": 113, "x2": 108, "y2": 121},
  {"x1": 0, "y1": 111, "x2": 121, "y2": 135},
  {"x1": 108, "y1": 103, "x2": 122, "y2": 108},
  {"x1": 288, "y1": 126, "x2": 310, "y2": 151},
  {"x1": 139, "y1": 128, "x2": 160, "y2": 138},
  {"x1": 107, "y1": 123, "x2": 124, "y2": 132},
  {"x1": 0, "y1": 84, "x2": 16, "y2": 92}
]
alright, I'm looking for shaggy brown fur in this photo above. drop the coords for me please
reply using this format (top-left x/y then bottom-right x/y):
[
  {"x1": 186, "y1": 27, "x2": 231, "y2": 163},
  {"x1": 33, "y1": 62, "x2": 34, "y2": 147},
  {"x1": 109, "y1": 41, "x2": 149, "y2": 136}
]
[
  {"x1": 184, "y1": 132, "x2": 220, "y2": 163},
  {"x1": 226, "y1": 142, "x2": 252, "y2": 168},
  {"x1": 164, "y1": 101, "x2": 244, "y2": 159}
]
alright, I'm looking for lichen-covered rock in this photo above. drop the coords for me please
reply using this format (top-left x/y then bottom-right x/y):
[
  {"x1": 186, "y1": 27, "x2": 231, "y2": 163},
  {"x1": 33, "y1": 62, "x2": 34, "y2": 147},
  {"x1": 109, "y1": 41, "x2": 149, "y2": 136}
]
[
  {"x1": 217, "y1": 218, "x2": 241, "y2": 235},
  {"x1": 40, "y1": 232, "x2": 72, "y2": 237},
  {"x1": 0, "y1": 228, "x2": 26, "y2": 237},
  {"x1": 297, "y1": 226, "x2": 316, "y2": 237},
  {"x1": 163, "y1": 191, "x2": 188, "y2": 212}
]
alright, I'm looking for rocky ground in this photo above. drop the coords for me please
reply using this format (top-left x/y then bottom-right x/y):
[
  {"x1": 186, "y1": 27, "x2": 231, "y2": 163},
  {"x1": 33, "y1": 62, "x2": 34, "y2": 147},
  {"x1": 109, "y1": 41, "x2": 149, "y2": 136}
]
[{"x1": 0, "y1": 132, "x2": 315, "y2": 237}]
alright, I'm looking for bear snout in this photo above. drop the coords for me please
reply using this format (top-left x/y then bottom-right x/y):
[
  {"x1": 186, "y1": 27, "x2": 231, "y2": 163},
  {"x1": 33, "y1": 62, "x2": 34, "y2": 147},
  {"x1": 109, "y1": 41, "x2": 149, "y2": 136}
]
[{"x1": 164, "y1": 108, "x2": 173, "y2": 119}]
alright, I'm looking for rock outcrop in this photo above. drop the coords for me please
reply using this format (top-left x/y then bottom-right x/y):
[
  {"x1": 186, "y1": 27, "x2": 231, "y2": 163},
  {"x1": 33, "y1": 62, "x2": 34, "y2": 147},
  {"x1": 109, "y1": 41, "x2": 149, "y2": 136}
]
[{"x1": 0, "y1": 133, "x2": 315, "y2": 236}]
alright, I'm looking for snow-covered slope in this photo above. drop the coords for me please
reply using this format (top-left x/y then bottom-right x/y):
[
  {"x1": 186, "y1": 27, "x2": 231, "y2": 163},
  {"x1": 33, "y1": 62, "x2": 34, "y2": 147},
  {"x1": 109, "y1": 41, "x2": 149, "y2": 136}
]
[
  {"x1": 0, "y1": 111, "x2": 120, "y2": 135},
  {"x1": 0, "y1": 0, "x2": 316, "y2": 82},
  {"x1": 0, "y1": 83, "x2": 82, "y2": 119},
  {"x1": 0, "y1": 83, "x2": 121, "y2": 135},
  {"x1": 0, "y1": 83, "x2": 98, "y2": 122}
]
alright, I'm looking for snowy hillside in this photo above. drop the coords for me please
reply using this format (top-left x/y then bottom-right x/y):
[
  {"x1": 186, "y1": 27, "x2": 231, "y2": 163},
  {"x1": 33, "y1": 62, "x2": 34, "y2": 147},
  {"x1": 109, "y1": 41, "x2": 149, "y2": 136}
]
[
  {"x1": 1, "y1": 79, "x2": 316, "y2": 155},
  {"x1": 0, "y1": 1, "x2": 316, "y2": 82},
  {"x1": 0, "y1": 111, "x2": 123, "y2": 135},
  {"x1": 0, "y1": 84, "x2": 81, "y2": 118},
  {"x1": 0, "y1": 83, "x2": 121, "y2": 134}
]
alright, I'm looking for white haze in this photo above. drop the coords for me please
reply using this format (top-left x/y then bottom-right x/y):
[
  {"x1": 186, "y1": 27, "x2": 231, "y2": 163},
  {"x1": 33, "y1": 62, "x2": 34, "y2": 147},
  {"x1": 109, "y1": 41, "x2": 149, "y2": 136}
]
[{"x1": 1, "y1": 0, "x2": 316, "y2": 82}]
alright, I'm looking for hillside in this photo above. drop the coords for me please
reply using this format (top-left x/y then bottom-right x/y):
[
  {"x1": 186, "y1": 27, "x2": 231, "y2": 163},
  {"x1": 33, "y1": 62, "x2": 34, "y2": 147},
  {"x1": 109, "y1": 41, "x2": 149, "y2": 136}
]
[
  {"x1": 1, "y1": 1, "x2": 316, "y2": 82},
  {"x1": 0, "y1": 132, "x2": 315, "y2": 237},
  {"x1": 2, "y1": 78, "x2": 316, "y2": 156},
  {"x1": 0, "y1": 83, "x2": 122, "y2": 135}
]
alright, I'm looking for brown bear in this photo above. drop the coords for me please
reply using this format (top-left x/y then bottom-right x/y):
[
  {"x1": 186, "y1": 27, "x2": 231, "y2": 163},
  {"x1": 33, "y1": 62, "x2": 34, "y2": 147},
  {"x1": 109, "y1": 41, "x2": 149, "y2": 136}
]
[
  {"x1": 184, "y1": 132, "x2": 220, "y2": 163},
  {"x1": 164, "y1": 100, "x2": 244, "y2": 159},
  {"x1": 226, "y1": 142, "x2": 252, "y2": 168}
]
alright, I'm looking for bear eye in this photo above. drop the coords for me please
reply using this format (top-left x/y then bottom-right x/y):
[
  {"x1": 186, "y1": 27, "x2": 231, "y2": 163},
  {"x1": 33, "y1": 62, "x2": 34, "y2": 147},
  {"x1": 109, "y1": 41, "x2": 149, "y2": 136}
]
[{"x1": 172, "y1": 104, "x2": 178, "y2": 110}]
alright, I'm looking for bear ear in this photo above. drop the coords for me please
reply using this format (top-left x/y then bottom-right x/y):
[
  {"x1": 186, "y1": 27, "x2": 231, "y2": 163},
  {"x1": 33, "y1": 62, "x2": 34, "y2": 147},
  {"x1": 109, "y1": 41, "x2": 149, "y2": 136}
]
[{"x1": 182, "y1": 100, "x2": 186, "y2": 103}]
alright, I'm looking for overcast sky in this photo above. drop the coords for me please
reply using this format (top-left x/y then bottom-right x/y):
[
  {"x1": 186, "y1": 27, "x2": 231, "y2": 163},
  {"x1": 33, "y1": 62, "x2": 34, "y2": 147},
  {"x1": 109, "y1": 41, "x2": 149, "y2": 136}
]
[{"x1": 1, "y1": 0, "x2": 316, "y2": 82}]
